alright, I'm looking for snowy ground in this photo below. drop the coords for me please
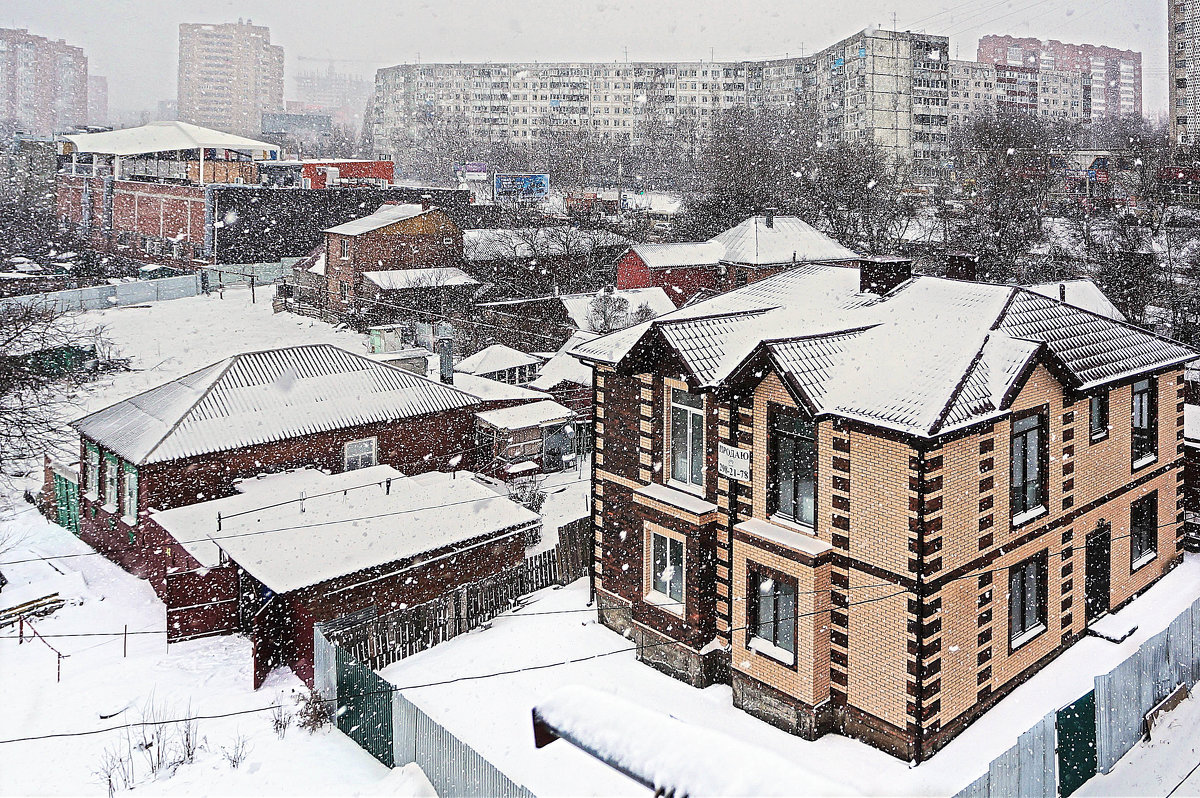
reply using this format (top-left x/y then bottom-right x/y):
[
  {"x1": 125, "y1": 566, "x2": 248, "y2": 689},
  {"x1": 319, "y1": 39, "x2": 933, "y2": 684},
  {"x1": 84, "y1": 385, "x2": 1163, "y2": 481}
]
[
  {"x1": 1078, "y1": 690, "x2": 1200, "y2": 797},
  {"x1": 379, "y1": 555, "x2": 1200, "y2": 798}
]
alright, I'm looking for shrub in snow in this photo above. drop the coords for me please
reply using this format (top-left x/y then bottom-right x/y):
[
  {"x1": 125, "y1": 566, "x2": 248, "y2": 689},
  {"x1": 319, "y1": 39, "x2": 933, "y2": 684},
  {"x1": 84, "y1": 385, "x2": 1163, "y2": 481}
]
[
  {"x1": 269, "y1": 696, "x2": 292, "y2": 739},
  {"x1": 296, "y1": 688, "x2": 334, "y2": 733},
  {"x1": 220, "y1": 733, "x2": 251, "y2": 769}
]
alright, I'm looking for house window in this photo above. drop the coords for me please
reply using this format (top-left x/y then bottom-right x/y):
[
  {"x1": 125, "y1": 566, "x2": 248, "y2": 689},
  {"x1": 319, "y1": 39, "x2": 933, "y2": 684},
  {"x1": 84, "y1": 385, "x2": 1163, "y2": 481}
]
[
  {"x1": 339, "y1": 280, "x2": 349, "y2": 301},
  {"x1": 84, "y1": 443, "x2": 100, "y2": 499},
  {"x1": 1131, "y1": 492, "x2": 1158, "y2": 568},
  {"x1": 103, "y1": 454, "x2": 119, "y2": 509},
  {"x1": 649, "y1": 530, "x2": 684, "y2": 603},
  {"x1": 1089, "y1": 390, "x2": 1109, "y2": 441},
  {"x1": 669, "y1": 388, "x2": 704, "y2": 489},
  {"x1": 1009, "y1": 552, "x2": 1047, "y2": 647},
  {"x1": 343, "y1": 437, "x2": 377, "y2": 471},
  {"x1": 1132, "y1": 378, "x2": 1157, "y2": 465},
  {"x1": 339, "y1": 238, "x2": 351, "y2": 259},
  {"x1": 769, "y1": 410, "x2": 816, "y2": 527},
  {"x1": 121, "y1": 464, "x2": 138, "y2": 524},
  {"x1": 1010, "y1": 413, "x2": 1046, "y2": 520},
  {"x1": 749, "y1": 568, "x2": 797, "y2": 663}
]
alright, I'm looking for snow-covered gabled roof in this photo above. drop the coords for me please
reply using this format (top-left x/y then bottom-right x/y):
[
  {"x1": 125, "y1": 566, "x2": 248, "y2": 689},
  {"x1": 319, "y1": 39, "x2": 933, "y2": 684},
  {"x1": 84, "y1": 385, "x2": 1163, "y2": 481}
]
[
  {"x1": 454, "y1": 344, "x2": 542, "y2": 375},
  {"x1": 64, "y1": 121, "x2": 280, "y2": 157},
  {"x1": 1024, "y1": 278, "x2": 1125, "y2": 322},
  {"x1": 710, "y1": 215, "x2": 859, "y2": 266},
  {"x1": 453, "y1": 372, "x2": 551, "y2": 402},
  {"x1": 323, "y1": 204, "x2": 430, "y2": 236},
  {"x1": 362, "y1": 267, "x2": 479, "y2": 291},
  {"x1": 462, "y1": 227, "x2": 630, "y2": 261},
  {"x1": 71, "y1": 344, "x2": 479, "y2": 464},
  {"x1": 527, "y1": 349, "x2": 592, "y2": 391},
  {"x1": 559, "y1": 287, "x2": 676, "y2": 330},
  {"x1": 629, "y1": 242, "x2": 725, "y2": 269},
  {"x1": 152, "y1": 466, "x2": 539, "y2": 593},
  {"x1": 573, "y1": 265, "x2": 1196, "y2": 439},
  {"x1": 476, "y1": 400, "x2": 574, "y2": 430}
]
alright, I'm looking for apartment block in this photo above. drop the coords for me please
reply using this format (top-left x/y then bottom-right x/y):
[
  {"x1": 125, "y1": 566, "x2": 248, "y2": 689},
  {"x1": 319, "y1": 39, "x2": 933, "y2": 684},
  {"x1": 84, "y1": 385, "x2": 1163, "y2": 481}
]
[
  {"x1": 977, "y1": 34, "x2": 1141, "y2": 122},
  {"x1": 1171, "y1": 0, "x2": 1200, "y2": 143},
  {"x1": 0, "y1": 28, "x2": 88, "y2": 135},
  {"x1": 177, "y1": 20, "x2": 284, "y2": 137},
  {"x1": 87, "y1": 75, "x2": 107, "y2": 126},
  {"x1": 575, "y1": 260, "x2": 1193, "y2": 760},
  {"x1": 949, "y1": 60, "x2": 1087, "y2": 126}
]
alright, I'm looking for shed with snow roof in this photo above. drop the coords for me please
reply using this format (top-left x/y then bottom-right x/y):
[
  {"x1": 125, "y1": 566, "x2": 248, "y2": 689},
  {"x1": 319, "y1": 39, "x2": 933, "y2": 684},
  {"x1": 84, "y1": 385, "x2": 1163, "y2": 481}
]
[{"x1": 475, "y1": 400, "x2": 578, "y2": 476}]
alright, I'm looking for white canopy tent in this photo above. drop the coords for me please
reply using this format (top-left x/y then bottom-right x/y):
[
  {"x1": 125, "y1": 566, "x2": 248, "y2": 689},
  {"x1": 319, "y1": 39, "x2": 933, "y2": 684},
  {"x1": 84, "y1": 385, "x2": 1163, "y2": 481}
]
[{"x1": 63, "y1": 121, "x2": 281, "y2": 185}]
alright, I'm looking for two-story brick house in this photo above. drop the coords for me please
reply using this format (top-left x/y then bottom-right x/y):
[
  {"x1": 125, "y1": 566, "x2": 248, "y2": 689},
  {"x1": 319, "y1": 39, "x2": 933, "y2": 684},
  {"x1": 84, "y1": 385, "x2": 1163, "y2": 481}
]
[{"x1": 573, "y1": 259, "x2": 1195, "y2": 761}]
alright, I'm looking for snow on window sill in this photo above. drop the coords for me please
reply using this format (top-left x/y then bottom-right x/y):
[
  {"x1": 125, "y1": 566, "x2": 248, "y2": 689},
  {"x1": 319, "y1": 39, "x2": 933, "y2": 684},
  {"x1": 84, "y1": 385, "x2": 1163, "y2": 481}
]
[
  {"x1": 769, "y1": 513, "x2": 816, "y2": 536},
  {"x1": 1010, "y1": 622, "x2": 1046, "y2": 651},
  {"x1": 1131, "y1": 550, "x2": 1157, "y2": 573},
  {"x1": 749, "y1": 636, "x2": 796, "y2": 666},
  {"x1": 1132, "y1": 453, "x2": 1158, "y2": 471},
  {"x1": 84, "y1": 491, "x2": 99, "y2": 502},
  {"x1": 121, "y1": 515, "x2": 137, "y2": 527},
  {"x1": 644, "y1": 590, "x2": 684, "y2": 616},
  {"x1": 667, "y1": 477, "x2": 706, "y2": 498},
  {"x1": 100, "y1": 503, "x2": 118, "y2": 514},
  {"x1": 1012, "y1": 505, "x2": 1047, "y2": 528}
]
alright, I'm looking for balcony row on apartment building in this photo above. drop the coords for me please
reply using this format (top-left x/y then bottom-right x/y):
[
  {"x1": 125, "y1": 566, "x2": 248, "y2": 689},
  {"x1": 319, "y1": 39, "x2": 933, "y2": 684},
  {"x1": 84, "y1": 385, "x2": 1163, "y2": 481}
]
[{"x1": 572, "y1": 251, "x2": 1193, "y2": 762}]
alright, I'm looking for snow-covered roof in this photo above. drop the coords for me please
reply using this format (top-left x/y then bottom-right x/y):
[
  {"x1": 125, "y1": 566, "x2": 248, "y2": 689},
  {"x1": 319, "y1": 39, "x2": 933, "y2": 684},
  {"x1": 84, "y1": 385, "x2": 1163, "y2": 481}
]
[
  {"x1": 572, "y1": 265, "x2": 1196, "y2": 438},
  {"x1": 455, "y1": 344, "x2": 542, "y2": 376},
  {"x1": 1187, "y1": 405, "x2": 1200, "y2": 445},
  {"x1": 64, "y1": 121, "x2": 280, "y2": 158},
  {"x1": 463, "y1": 227, "x2": 630, "y2": 261},
  {"x1": 323, "y1": 204, "x2": 430, "y2": 236},
  {"x1": 152, "y1": 466, "x2": 539, "y2": 593},
  {"x1": 629, "y1": 242, "x2": 725, "y2": 269},
  {"x1": 559, "y1": 287, "x2": 676, "y2": 330},
  {"x1": 453, "y1": 372, "x2": 551, "y2": 402},
  {"x1": 1024, "y1": 278, "x2": 1125, "y2": 321},
  {"x1": 71, "y1": 344, "x2": 479, "y2": 464},
  {"x1": 528, "y1": 331, "x2": 596, "y2": 390},
  {"x1": 710, "y1": 215, "x2": 860, "y2": 266},
  {"x1": 477, "y1": 400, "x2": 574, "y2": 430},
  {"x1": 362, "y1": 267, "x2": 479, "y2": 291},
  {"x1": 306, "y1": 253, "x2": 326, "y2": 276}
]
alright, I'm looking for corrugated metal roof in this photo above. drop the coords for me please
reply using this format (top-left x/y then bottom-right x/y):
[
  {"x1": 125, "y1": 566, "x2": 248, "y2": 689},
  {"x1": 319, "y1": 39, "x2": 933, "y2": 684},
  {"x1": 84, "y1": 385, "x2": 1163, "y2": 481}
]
[
  {"x1": 630, "y1": 242, "x2": 725, "y2": 269},
  {"x1": 362, "y1": 267, "x2": 479, "y2": 291},
  {"x1": 454, "y1": 344, "x2": 542, "y2": 375},
  {"x1": 710, "y1": 216, "x2": 859, "y2": 266},
  {"x1": 1024, "y1": 278, "x2": 1125, "y2": 321},
  {"x1": 71, "y1": 344, "x2": 479, "y2": 464},
  {"x1": 323, "y1": 204, "x2": 428, "y2": 236}
]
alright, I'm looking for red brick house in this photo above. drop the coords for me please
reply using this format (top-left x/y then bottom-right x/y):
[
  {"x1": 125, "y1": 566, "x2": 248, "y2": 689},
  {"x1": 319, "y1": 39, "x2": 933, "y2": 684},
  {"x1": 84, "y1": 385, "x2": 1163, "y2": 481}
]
[
  {"x1": 574, "y1": 259, "x2": 1194, "y2": 761},
  {"x1": 616, "y1": 213, "x2": 860, "y2": 306},
  {"x1": 69, "y1": 343, "x2": 481, "y2": 597}
]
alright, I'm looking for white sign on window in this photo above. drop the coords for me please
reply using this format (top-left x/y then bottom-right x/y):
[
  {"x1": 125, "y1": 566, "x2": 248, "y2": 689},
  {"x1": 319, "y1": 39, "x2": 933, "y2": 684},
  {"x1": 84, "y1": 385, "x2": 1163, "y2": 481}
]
[{"x1": 717, "y1": 442, "x2": 751, "y2": 481}]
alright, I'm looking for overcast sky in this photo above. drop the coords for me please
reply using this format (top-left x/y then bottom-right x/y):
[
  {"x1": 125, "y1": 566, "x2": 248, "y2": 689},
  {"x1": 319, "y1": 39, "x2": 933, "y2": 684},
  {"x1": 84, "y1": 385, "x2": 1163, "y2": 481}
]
[{"x1": 6, "y1": 0, "x2": 1171, "y2": 118}]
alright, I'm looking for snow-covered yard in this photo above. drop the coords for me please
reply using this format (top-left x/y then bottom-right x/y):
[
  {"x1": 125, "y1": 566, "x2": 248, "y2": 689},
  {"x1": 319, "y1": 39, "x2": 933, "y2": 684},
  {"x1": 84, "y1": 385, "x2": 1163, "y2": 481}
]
[{"x1": 379, "y1": 555, "x2": 1200, "y2": 798}]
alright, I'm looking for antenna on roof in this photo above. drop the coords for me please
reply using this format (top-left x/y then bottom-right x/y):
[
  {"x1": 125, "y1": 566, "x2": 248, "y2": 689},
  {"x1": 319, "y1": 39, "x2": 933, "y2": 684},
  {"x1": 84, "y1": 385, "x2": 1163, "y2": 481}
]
[{"x1": 299, "y1": 491, "x2": 306, "y2": 513}]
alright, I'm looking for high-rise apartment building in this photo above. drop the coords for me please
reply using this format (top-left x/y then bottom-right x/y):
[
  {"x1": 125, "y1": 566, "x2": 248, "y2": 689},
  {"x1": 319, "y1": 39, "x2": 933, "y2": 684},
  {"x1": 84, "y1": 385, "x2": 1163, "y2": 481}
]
[
  {"x1": 1171, "y1": 0, "x2": 1199, "y2": 143},
  {"x1": 87, "y1": 75, "x2": 108, "y2": 126},
  {"x1": 949, "y1": 60, "x2": 1087, "y2": 126},
  {"x1": 177, "y1": 20, "x2": 284, "y2": 137},
  {"x1": 976, "y1": 35, "x2": 1141, "y2": 122},
  {"x1": 293, "y1": 66, "x2": 373, "y2": 129},
  {"x1": 0, "y1": 28, "x2": 88, "y2": 135}
]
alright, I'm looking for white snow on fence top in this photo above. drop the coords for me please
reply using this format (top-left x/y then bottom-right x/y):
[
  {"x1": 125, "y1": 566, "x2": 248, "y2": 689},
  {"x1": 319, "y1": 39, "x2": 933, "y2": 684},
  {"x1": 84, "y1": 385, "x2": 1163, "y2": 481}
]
[
  {"x1": 711, "y1": 215, "x2": 860, "y2": 266},
  {"x1": 1024, "y1": 278, "x2": 1126, "y2": 321},
  {"x1": 630, "y1": 241, "x2": 725, "y2": 269},
  {"x1": 463, "y1": 227, "x2": 630, "y2": 261},
  {"x1": 572, "y1": 264, "x2": 1196, "y2": 438},
  {"x1": 558, "y1": 287, "x2": 676, "y2": 329},
  {"x1": 477, "y1": 400, "x2": 574, "y2": 430},
  {"x1": 453, "y1": 372, "x2": 551, "y2": 402},
  {"x1": 64, "y1": 121, "x2": 280, "y2": 158},
  {"x1": 535, "y1": 686, "x2": 854, "y2": 797},
  {"x1": 454, "y1": 344, "x2": 542, "y2": 375},
  {"x1": 71, "y1": 343, "x2": 478, "y2": 464},
  {"x1": 362, "y1": 267, "x2": 479, "y2": 291},
  {"x1": 153, "y1": 466, "x2": 539, "y2": 593},
  {"x1": 323, "y1": 204, "x2": 430, "y2": 236}
]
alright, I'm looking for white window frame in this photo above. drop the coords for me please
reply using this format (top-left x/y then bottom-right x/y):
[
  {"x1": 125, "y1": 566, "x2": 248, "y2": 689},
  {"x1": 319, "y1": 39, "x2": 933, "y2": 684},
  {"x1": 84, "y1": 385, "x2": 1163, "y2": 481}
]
[
  {"x1": 646, "y1": 529, "x2": 685, "y2": 613},
  {"x1": 668, "y1": 387, "x2": 705, "y2": 493},
  {"x1": 343, "y1": 437, "x2": 378, "y2": 471},
  {"x1": 339, "y1": 238, "x2": 351, "y2": 260},
  {"x1": 103, "y1": 454, "x2": 119, "y2": 510},
  {"x1": 121, "y1": 464, "x2": 138, "y2": 524},
  {"x1": 84, "y1": 443, "x2": 100, "y2": 500}
]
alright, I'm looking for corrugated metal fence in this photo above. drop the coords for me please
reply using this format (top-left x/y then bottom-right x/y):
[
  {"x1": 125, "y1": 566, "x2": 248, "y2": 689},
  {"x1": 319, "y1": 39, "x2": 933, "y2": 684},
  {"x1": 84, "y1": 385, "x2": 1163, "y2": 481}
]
[
  {"x1": 0, "y1": 274, "x2": 201, "y2": 312},
  {"x1": 955, "y1": 596, "x2": 1200, "y2": 798},
  {"x1": 315, "y1": 625, "x2": 535, "y2": 797}
]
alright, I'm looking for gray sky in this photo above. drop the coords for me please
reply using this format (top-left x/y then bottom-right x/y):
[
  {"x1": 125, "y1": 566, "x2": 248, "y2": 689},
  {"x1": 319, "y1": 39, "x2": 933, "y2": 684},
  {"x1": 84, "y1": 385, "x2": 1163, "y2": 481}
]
[{"x1": 4, "y1": 0, "x2": 1170, "y2": 118}]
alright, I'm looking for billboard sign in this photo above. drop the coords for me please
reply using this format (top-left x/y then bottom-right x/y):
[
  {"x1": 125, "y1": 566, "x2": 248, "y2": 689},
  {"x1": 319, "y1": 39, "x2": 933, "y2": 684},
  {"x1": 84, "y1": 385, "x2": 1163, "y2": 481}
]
[
  {"x1": 494, "y1": 173, "x2": 550, "y2": 202},
  {"x1": 464, "y1": 162, "x2": 489, "y2": 181}
]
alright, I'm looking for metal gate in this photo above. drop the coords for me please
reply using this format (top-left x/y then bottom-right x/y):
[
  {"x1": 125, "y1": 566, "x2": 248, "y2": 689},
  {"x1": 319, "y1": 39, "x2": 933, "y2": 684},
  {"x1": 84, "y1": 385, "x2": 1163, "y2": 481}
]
[
  {"x1": 335, "y1": 644, "x2": 394, "y2": 767},
  {"x1": 51, "y1": 472, "x2": 80, "y2": 534},
  {"x1": 1056, "y1": 690, "x2": 1097, "y2": 798}
]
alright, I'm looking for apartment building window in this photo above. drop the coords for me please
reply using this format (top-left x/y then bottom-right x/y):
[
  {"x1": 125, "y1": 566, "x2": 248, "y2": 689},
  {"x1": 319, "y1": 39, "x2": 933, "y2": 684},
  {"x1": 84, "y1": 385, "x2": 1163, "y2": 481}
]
[
  {"x1": 1090, "y1": 390, "x2": 1109, "y2": 441},
  {"x1": 1132, "y1": 378, "x2": 1157, "y2": 466},
  {"x1": 649, "y1": 530, "x2": 684, "y2": 604},
  {"x1": 1010, "y1": 413, "x2": 1046, "y2": 521},
  {"x1": 669, "y1": 388, "x2": 704, "y2": 490},
  {"x1": 1009, "y1": 551, "x2": 1047, "y2": 647},
  {"x1": 344, "y1": 437, "x2": 377, "y2": 471},
  {"x1": 1130, "y1": 492, "x2": 1158, "y2": 569},
  {"x1": 769, "y1": 410, "x2": 816, "y2": 527},
  {"x1": 749, "y1": 568, "x2": 796, "y2": 664},
  {"x1": 339, "y1": 238, "x2": 351, "y2": 259}
]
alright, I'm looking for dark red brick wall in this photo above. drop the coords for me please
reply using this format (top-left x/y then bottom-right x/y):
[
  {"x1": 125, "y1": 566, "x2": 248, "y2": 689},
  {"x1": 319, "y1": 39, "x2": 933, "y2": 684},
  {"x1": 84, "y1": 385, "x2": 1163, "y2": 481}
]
[{"x1": 614, "y1": 249, "x2": 719, "y2": 308}]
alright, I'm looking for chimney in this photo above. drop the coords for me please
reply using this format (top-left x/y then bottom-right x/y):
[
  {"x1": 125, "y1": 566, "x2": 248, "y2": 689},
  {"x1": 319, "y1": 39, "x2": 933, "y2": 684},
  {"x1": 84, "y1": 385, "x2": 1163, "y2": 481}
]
[
  {"x1": 946, "y1": 251, "x2": 980, "y2": 282},
  {"x1": 421, "y1": 194, "x2": 432, "y2": 212},
  {"x1": 435, "y1": 322, "x2": 454, "y2": 384},
  {"x1": 859, "y1": 256, "x2": 913, "y2": 296},
  {"x1": 1058, "y1": 282, "x2": 1067, "y2": 302},
  {"x1": 764, "y1": 208, "x2": 776, "y2": 228}
]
